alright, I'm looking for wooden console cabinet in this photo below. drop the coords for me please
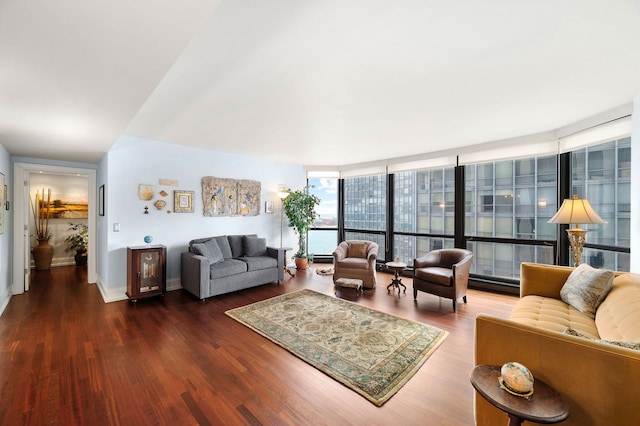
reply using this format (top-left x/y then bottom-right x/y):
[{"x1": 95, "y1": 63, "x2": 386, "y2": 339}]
[{"x1": 126, "y1": 245, "x2": 166, "y2": 302}]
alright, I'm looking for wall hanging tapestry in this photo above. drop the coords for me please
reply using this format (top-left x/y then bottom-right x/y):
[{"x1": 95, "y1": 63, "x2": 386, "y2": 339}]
[
  {"x1": 225, "y1": 289, "x2": 448, "y2": 406},
  {"x1": 202, "y1": 176, "x2": 261, "y2": 217}
]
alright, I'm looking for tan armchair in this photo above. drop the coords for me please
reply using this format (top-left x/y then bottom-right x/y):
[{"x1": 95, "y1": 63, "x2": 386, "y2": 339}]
[
  {"x1": 413, "y1": 248, "x2": 473, "y2": 312},
  {"x1": 332, "y1": 240, "x2": 378, "y2": 289}
]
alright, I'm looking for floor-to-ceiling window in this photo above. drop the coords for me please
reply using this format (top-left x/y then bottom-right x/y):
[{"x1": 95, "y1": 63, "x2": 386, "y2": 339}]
[
  {"x1": 464, "y1": 155, "x2": 557, "y2": 280},
  {"x1": 571, "y1": 137, "x2": 631, "y2": 270},
  {"x1": 393, "y1": 168, "x2": 455, "y2": 266},
  {"x1": 307, "y1": 176, "x2": 339, "y2": 258},
  {"x1": 343, "y1": 174, "x2": 387, "y2": 256},
  {"x1": 334, "y1": 131, "x2": 631, "y2": 287}
]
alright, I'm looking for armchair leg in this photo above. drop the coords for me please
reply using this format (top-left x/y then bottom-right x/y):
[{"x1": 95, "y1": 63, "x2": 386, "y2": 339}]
[
  {"x1": 463, "y1": 295, "x2": 467, "y2": 304},
  {"x1": 452, "y1": 299, "x2": 457, "y2": 312},
  {"x1": 413, "y1": 288, "x2": 418, "y2": 299}
]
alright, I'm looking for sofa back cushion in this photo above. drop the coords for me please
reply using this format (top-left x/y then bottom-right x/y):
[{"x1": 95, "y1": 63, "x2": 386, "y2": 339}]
[
  {"x1": 243, "y1": 235, "x2": 267, "y2": 257},
  {"x1": 595, "y1": 273, "x2": 640, "y2": 342},
  {"x1": 228, "y1": 234, "x2": 257, "y2": 258},
  {"x1": 192, "y1": 239, "x2": 224, "y2": 264},
  {"x1": 214, "y1": 236, "x2": 233, "y2": 259},
  {"x1": 560, "y1": 263, "x2": 614, "y2": 319}
]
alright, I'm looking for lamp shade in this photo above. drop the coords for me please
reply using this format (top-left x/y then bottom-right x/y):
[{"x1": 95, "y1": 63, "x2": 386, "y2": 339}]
[{"x1": 547, "y1": 195, "x2": 607, "y2": 225}]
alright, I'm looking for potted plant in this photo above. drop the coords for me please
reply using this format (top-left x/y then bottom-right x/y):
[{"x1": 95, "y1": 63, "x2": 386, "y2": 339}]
[
  {"x1": 64, "y1": 222, "x2": 88, "y2": 266},
  {"x1": 282, "y1": 186, "x2": 320, "y2": 270},
  {"x1": 30, "y1": 188, "x2": 54, "y2": 270}
]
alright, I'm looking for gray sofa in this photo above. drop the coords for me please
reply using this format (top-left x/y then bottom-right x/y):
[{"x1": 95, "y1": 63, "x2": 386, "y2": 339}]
[{"x1": 181, "y1": 234, "x2": 284, "y2": 300}]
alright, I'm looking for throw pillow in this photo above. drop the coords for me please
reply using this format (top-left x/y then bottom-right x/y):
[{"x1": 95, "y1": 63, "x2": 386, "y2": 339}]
[
  {"x1": 214, "y1": 236, "x2": 233, "y2": 259},
  {"x1": 203, "y1": 238, "x2": 224, "y2": 263},
  {"x1": 243, "y1": 235, "x2": 267, "y2": 256},
  {"x1": 560, "y1": 263, "x2": 614, "y2": 319},
  {"x1": 347, "y1": 241, "x2": 368, "y2": 258},
  {"x1": 192, "y1": 240, "x2": 223, "y2": 264},
  {"x1": 564, "y1": 328, "x2": 640, "y2": 351}
]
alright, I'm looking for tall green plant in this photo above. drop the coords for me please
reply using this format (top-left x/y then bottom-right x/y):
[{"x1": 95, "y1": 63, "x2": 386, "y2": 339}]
[{"x1": 282, "y1": 186, "x2": 320, "y2": 258}]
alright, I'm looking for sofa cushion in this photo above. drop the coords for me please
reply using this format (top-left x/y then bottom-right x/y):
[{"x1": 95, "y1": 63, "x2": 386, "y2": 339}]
[
  {"x1": 228, "y1": 234, "x2": 257, "y2": 258},
  {"x1": 192, "y1": 240, "x2": 223, "y2": 264},
  {"x1": 564, "y1": 327, "x2": 640, "y2": 351},
  {"x1": 210, "y1": 259, "x2": 248, "y2": 279},
  {"x1": 240, "y1": 256, "x2": 277, "y2": 272},
  {"x1": 243, "y1": 235, "x2": 267, "y2": 257},
  {"x1": 414, "y1": 267, "x2": 453, "y2": 287},
  {"x1": 560, "y1": 263, "x2": 614, "y2": 319},
  {"x1": 336, "y1": 257, "x2": 370, "y2": 270},
  {"x1": 214, "y1": 236, "x2": 233, "y2": 259},
  {"x1": 509, "y1": 295, "x2": 600, "y2": 339},
  {"x1": 347, "y1": 241, "x2": 368, "y2": 258},
  {"x1": 595, "y1": 273, "x2": 640, "y2": 342}
]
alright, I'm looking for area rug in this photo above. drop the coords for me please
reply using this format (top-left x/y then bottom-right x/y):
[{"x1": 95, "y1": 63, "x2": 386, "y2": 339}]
[{"x1": 225, "y1": 289, "x2": 448, "y2": 406}]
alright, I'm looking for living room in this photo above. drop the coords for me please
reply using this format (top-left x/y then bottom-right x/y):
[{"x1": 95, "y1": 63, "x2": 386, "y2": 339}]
[{"x1": 1, "y1": 2, "x2": 640, "y2": 425}]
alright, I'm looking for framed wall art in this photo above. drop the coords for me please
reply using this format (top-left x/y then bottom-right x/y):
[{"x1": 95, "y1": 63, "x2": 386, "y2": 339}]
[
  {"x1": 265, "y1": 201, "x2": 274, "y2": 214},
  {"x1": 174, "y1": 190, "x2": 194, "y2": 213}
]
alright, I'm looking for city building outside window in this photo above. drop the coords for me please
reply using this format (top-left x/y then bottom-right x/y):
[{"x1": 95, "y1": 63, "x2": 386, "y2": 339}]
[{"x1": 343, "y1": 174, "x2": 387, "y2": 255}]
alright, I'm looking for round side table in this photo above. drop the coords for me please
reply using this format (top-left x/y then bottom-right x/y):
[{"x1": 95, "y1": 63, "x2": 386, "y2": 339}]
[
  {"x1": 385, "y1": 262, "x2": 407, "y2": 294},
  {"x1": 470, "y1": 365, "x2": 569, "y2": 426}
]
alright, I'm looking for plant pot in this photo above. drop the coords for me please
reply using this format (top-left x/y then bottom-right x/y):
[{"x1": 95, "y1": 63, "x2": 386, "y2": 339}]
[
  {"x1": 32, "y1": 238, "x2": 54, "y2": 271},
  {"x1": 74, "y1": 251, "x2": 88, "y2": 267},
  {"x1": 295, "y1": 257, "x2": 308, "y2": 270}
]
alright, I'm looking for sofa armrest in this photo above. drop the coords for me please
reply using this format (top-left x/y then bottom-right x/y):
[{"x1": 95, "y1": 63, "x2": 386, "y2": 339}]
[
  {"x1": 181, "y1": 252, "x2": 210, "y2": 300},
  {"x1": 267, "y1": 246, "x2": 285, "y2": 281},
  {"x1": 475, "y1": 314, "x2": 640, "y2": 426}
]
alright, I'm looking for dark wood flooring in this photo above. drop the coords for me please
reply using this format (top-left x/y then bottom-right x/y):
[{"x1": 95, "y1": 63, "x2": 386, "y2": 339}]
[{"x1": 0, "y1": 265, "x2": 517, "y2": 425}]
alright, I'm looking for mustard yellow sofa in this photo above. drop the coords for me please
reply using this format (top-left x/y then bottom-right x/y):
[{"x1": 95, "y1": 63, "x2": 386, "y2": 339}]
[{"x1": 474, "y1": 262, "x2": 640, "y2": 426}]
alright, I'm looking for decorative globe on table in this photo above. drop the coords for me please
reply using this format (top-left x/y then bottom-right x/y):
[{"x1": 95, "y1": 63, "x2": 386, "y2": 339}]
[
  {"x1": 498, "y1": 361, "x2": 534, "y2": 398},
  {"x1": 144, "y1": 235, "x2": 153, "y2": 244}
]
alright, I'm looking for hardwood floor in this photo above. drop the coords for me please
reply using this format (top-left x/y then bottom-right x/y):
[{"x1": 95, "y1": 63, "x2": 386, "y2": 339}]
[{"x1": 0, "y1": 265, "x2": 517, "y2": 425}]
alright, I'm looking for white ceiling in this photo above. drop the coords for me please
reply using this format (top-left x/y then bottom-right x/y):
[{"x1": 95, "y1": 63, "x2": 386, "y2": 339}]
[{"x1": 2, "y1": 0, "x2": 640, "y2": 166}]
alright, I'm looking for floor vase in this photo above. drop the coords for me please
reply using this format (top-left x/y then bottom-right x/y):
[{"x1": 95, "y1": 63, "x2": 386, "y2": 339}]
[{"x1": 32, "y1": 238, "x2": 54, "y2": 270}]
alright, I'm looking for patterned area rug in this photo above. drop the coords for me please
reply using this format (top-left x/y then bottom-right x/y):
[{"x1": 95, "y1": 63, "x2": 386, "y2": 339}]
[{"x1": 225, "y1": 289, "x2": 448, "y2": 406}]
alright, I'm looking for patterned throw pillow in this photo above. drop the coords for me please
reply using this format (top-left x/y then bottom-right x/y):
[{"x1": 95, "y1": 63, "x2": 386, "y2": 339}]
[
  {"x1": 564, "y1": 328, "x2": 640, "y2": 351},
  {"x1": 560, "y1": 263, "x2": 614, "y2": 319},
  {"x1": 347, "y1": 242, "x2": 368, "y2": 258}
]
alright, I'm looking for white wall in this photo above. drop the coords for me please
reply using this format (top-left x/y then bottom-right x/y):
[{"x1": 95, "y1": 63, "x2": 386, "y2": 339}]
[
  {"x1": 0, "y1": 143, "x2": 11, "y2": 315},
  {"x1": 100, "y1": 136, "x2": 306, "y2": 301}
]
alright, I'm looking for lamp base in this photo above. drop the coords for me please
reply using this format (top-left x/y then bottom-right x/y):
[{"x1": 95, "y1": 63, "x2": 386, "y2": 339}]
[{"x1": 566, "y1": 228, "x2": 588, "y2": 267}]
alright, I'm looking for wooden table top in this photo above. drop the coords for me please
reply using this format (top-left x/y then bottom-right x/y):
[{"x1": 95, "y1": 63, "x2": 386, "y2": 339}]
[{"x1": 470, "y1": 365, "x2": 569, "y2": 424}]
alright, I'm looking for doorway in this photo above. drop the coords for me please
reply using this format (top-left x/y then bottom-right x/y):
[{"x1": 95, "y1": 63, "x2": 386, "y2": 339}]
[{"x1": 12, "y1": 162, "x2": 97, "y2": 294}]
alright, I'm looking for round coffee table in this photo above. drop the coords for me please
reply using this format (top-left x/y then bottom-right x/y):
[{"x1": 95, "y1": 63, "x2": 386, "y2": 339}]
[
  {"x1": 470, "y1": 365, "x2": 569, "y2": 426},
  {"x1": 385, "y1": 262, "x2": 407, "y2": 294}
]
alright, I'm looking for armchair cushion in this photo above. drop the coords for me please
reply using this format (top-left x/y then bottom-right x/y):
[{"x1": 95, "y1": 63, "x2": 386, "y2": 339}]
[
  {"x1": 414, "y1": 267, "x2": 453, "y2": 287},
  {"x1": 347, "y1": 241, "x2": 368, "y2": 258}
]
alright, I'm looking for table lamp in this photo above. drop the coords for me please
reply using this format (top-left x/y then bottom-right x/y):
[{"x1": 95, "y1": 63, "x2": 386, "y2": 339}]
[{"x1": 548, "y1": 195, "x2": 607, "y2": 267}]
